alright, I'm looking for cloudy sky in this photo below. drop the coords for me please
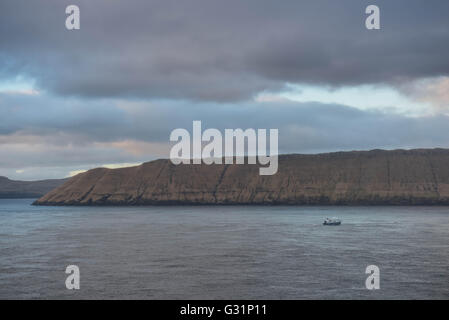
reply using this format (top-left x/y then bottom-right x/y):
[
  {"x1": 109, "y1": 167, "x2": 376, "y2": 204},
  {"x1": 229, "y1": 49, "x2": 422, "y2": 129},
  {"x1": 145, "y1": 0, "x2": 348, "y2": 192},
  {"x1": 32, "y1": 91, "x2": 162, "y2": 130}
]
[{"x1": 1, "y1": 0, "x2": 449, "y2": 180}]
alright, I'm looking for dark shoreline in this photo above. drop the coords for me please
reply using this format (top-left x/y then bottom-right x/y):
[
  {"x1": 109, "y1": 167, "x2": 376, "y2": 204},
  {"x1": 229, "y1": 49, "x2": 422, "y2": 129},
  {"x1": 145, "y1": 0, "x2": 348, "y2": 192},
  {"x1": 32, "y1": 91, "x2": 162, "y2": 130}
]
[{"x1": 32, "y1": 198, "x2": 449, "y2": 207}]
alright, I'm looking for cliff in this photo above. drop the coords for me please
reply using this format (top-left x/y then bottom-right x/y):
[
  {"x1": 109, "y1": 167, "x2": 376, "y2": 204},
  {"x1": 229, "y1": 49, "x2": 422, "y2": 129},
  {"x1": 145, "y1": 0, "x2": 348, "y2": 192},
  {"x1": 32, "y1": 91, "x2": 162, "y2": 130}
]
[
  {"x1": 34, "y1": 149, "x2": 449, "y2": 205},
  {"x1": 0, "y1": 176, "x2": 68, "y2": 199}
]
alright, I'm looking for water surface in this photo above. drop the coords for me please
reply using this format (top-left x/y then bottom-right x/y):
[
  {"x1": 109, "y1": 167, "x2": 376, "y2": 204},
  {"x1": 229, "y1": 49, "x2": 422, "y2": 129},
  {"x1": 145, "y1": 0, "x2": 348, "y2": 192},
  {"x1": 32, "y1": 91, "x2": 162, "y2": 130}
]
[{"x1": 1, "y1": 199, "x2": 448, "y2": 299}]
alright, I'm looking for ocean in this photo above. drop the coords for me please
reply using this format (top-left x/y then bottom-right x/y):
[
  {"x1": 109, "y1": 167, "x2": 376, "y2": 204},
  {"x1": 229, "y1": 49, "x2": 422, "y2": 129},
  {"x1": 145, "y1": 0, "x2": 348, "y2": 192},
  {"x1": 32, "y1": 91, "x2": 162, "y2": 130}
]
[{"x1": 0, "y1": 199, "x2": 448, "y2": 299}]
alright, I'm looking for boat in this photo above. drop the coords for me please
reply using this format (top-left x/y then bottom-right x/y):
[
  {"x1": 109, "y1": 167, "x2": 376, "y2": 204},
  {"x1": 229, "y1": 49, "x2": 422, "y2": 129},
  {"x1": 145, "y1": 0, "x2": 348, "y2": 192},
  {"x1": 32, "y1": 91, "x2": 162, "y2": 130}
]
[{"x1": 323, "y1": 217, "x2": 341, "y2": 226}]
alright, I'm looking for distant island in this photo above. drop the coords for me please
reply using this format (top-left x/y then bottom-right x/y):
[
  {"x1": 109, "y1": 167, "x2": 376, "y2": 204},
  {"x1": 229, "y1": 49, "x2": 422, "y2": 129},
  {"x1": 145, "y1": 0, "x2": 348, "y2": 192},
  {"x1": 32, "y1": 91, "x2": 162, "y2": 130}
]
[
  {"x1": 34, "y1": 148, "x2": 449, "y2": 206},
  {"x1": 0, "y1": 176, "x2": 67, "y2": 199}
]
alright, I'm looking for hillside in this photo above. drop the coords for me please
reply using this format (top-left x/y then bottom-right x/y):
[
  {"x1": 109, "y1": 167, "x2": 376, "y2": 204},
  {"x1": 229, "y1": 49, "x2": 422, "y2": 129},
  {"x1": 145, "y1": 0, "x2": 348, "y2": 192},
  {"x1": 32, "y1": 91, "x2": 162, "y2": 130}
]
[
  {"x1": 0, "y1": 176, "x2": 68, "y2": 199},
  {"x1": 34, "y1": 149, "x2": 449, "y2": 205}
]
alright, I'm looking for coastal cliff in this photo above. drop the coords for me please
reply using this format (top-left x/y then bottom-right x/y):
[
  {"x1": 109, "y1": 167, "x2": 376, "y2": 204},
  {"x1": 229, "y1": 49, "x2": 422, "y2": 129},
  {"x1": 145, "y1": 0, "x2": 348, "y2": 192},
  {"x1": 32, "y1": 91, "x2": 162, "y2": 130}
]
[{"x1": 34, "y1": 149, "x2": 449, "y2": 205}]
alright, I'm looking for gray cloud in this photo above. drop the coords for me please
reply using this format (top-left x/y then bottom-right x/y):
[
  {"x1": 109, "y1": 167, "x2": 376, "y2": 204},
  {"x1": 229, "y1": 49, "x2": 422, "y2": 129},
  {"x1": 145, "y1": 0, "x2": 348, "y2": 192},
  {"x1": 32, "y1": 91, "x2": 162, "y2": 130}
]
[
  {"x1": 1, "y1": 0, "x2": 449, "y2": 101},
  {"x1": 3, "y1": 92, "x2": 449, "y2": 179},
  {"x1": 2, "y1": 1, "x2": 449, "y2": 180}
]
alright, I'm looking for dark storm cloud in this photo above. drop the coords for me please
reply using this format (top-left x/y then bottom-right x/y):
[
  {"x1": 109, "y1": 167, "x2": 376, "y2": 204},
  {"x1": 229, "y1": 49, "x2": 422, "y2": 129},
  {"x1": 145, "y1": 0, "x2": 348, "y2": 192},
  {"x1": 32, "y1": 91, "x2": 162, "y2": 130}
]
[
  {"x1": 3, "y1": 90, "x2": 449, "y2": 179},
  {"x1": 2, "y1": 92, "x2": 449, "y2": 154},
  {"x1": 0, "y1": 93, "x2": 126, "y2": 140},
  {"x1": 1, "y1": 0, "x2": 449, "y2": 101}
]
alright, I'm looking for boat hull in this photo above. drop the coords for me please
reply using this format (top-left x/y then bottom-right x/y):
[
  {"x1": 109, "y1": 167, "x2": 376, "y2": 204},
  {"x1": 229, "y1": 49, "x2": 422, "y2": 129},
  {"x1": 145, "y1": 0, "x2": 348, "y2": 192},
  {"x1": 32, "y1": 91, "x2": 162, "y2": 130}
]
[{"x1": 323, "y1": 221, "x2": 341, "y2": 226}]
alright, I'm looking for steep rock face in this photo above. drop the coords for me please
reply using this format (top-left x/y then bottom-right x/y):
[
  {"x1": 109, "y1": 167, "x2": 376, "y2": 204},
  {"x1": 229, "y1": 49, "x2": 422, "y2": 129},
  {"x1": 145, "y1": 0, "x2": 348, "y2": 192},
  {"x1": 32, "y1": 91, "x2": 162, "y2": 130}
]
[
  {"x1": 34, "y1": 149, "x2": 449, "y2": 205},
  {"x1": 0, "y1": 177, "x2": 68, "y2": 199}
]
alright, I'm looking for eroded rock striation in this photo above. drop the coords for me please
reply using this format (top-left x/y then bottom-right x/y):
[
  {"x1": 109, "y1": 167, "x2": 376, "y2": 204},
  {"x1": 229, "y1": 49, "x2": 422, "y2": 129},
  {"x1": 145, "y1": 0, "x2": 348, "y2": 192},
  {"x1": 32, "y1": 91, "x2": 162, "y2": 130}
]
[{"x1": 34, "y1": 149, "x2": 449, "y2": 205}]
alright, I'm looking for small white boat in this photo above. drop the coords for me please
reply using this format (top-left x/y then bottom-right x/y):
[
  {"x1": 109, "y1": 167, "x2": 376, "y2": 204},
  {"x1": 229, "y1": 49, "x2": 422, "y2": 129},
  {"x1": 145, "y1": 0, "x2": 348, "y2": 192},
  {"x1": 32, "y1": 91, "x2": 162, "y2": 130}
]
[{"x1": 323, "y1": 217, "x2": 341, "y2": 226}]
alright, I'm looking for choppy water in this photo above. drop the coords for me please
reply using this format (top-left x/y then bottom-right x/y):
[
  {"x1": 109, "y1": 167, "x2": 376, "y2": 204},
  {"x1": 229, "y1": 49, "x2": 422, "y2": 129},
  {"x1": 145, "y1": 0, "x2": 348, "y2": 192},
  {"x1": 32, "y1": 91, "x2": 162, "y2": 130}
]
[{"x1": 0, "y1": 199, "x2": 448, "y2": 299}]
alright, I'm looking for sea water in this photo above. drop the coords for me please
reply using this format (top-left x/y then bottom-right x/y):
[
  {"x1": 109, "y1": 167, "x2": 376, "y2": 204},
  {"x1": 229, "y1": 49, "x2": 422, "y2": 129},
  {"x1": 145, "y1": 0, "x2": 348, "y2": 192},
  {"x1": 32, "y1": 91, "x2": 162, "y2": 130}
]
[{"x1": 0, "y1": 199, "x2": 448, "y2": 299}]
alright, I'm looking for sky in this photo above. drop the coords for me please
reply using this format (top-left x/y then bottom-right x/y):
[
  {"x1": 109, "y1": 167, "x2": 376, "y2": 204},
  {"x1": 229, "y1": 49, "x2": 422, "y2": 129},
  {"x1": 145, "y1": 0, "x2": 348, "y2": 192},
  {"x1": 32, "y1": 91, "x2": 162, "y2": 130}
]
[{"x1": 1, "y1": 0, "x2": 449, "y2": 180}]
